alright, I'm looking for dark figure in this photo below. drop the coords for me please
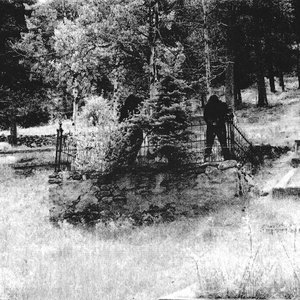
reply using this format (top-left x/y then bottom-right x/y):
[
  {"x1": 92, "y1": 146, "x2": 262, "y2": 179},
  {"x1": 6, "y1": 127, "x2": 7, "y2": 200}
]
[
  {"x1": 118, "y1": 95, "x2": 144, "y2": 165},
  {"x1": 119, "y1": 94, "x2": 143, "y2": 122},
  {"x1": 204, "y1": 95, "x2": 231, "y2": 161}
]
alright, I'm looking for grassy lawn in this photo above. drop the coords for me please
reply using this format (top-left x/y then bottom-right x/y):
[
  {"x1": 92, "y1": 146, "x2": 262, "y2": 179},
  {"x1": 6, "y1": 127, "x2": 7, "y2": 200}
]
[
  {"x1": 1, "y1": 158, "x2": 300, "y2": 299},
  {"x1": 237, "y1": 77, "x2": 300, "y2": 147},
  {"x1": 0, "y1": 166, "x2": 199, "y2": 300}
]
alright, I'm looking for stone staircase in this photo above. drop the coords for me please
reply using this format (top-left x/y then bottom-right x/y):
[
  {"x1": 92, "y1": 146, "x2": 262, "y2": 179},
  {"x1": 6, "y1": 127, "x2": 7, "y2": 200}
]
[{"x1": 272, "y1": 140, "x2": 300, "y2": 198}]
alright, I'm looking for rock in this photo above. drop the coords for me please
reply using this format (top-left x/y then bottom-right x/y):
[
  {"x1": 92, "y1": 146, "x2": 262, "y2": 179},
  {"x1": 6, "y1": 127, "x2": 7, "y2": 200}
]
[
  {"x1": 48, "y1": 178, "x2": 62, "y2": 184},
  {"x1": 116, "y1": 177, "x2": 135, "y2": 190},
  {"x1": 98, "y1": 191, "x2": 112, "y2": 197},
  {"x1": 0, "y1": 155, "x2": 17, "y2": 164},
  {"x1": 75, "y1": 193, "x2": 98, "y2": 213},
  {"x1": 0, "y1": 142, "x2": 11, "y2": 151},
  {"x1": 152, "y1": 173, "x2": 167, "y2": 194},
  {"x1": 218, "y1": 160, "x2": 238, "y2": 170},
  {"x1": 102, "y1": 197, "x2": 113, "y2": 203},
  {"x1": 114, "y1": 196, "x2": 127, "y2": 204},
  {"x1": 194, "y1": 173, "x2": 210, "y2": 189},
  {"x1": 205, "y1": 165, "x2": 220, "y2": 175},
  {"x1": 205, "y1": 166, "x2": 222, "y2": 183},
  {"x1": 291, "y1": 158, "x2": 300, "y2": 168},
  {"x1": 261, "y1": 191, "x2": 269, "y2": 197}
]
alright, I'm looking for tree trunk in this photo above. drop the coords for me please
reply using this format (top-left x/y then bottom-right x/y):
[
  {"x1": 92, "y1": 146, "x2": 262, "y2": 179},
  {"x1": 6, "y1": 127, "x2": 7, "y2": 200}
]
[
  {"x1": 201, "y1": 0, "x2": 212, "y2": 100},
  {"x1": 297, "y1": 43, "x2": 300, "y2": 89},
  {"x1": 257, "y1": 71, "x2": 268, "y2": 107},
  {"x1": 149, "y1": 0, "x2": 159, "y2": 102},
  {"x1": 225, "y1": 60, "x2": 234, "y2": 110},
  {"x1": 234, "y1": 61, "x2": 242, "y2": 109},
  {"x1": 62, "y1": 94, "x2": 69, "y2": 116},
  {"x1": 234, "y1": 83, "x2": 242, "y2": 109},
  {"x1": 72, "y1": 99, "x2": 78, "y2": 129},
  {"x1": 9, "y1": 116, "x2": 17, "y2": 146},
  {"x1": 254, "y1": 40, "x2": 268, "y2": 107},
  {"x1": 279, "y1": 70, "x2": 285, "y2": 92},
  {"x1": 265, "y1": 38, "x2": 276, "y2": 93},
  {"x1": 269, "y1": 73, "x2": 276, "y2": 93}
]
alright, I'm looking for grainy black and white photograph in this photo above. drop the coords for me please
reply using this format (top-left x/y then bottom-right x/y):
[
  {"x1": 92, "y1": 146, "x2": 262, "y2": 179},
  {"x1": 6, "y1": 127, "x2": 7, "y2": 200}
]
[{"x1": 1, "y1": 0, "x2": 300, "y2": 299}]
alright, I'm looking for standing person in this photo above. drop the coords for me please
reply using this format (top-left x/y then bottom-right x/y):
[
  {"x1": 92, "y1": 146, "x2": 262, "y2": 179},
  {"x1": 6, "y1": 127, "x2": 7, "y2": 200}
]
[{"x1": 204, "y1": 95, "x2": 232, "y2": 161}]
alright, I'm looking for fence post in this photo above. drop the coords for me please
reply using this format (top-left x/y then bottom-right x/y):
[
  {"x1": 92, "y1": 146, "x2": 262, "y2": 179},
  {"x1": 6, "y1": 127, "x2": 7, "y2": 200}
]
[
  {"x1": 55, "y1": 122, "x2": 63, "y2": 172},
  {"x1": 227, "y1": 116, "x2": 234, "y2": 157}
]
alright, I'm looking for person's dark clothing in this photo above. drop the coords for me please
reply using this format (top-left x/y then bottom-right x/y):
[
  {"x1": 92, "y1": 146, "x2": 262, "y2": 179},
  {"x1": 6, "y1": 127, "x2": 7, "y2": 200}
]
[{"x1": 204, "y1": 95, "x2": 231, "y2": 160}]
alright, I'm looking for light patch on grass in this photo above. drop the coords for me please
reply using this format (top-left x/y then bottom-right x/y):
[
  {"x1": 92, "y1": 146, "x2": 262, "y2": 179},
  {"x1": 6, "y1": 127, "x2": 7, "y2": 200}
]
[{"x1": 237, "y1": 77, "x2": 300, "y2": 146}]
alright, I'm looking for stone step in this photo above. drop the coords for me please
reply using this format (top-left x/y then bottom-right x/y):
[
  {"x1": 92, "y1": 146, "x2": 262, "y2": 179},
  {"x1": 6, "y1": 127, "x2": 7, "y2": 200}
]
[
  {"x1": 159, "y1": 283, "x2": 199, "y2": 300},
  {"x1": 272, "y1": 168, "x2": 299, "y2": 198}
]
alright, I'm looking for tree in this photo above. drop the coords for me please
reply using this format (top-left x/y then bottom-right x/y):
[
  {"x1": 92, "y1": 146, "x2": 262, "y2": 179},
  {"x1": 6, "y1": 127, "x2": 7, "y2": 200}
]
[
  {"x1": 146, "y1": 75, "x2": 192, "y2": 164},
  {"x1": 292, "y1": 0, "x2": 300, "y2": 88},
  {"x1": 0, "y1": 0, "x2": 37, "y2": 144}
]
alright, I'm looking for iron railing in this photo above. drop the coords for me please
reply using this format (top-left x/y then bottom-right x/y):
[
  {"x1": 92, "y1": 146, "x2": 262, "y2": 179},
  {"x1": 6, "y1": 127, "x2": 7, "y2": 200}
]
[{"x1": 54, "y1": 116, "x2": 259, "y2": 172}]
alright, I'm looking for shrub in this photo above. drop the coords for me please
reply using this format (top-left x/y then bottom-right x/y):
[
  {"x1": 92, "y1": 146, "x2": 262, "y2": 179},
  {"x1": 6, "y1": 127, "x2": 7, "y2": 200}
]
[{"x1": 73, "y1": 95, "x2": 119, "y2": 171}]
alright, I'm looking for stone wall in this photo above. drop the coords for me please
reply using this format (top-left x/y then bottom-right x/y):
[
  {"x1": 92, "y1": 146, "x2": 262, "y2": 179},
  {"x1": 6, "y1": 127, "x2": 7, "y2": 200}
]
[
  {"x1": 0, "y1": 134, "x2": 56, "y2": 148},
  {"x1": 48, "y1": 160, "x2": 252, "y2": 225}
]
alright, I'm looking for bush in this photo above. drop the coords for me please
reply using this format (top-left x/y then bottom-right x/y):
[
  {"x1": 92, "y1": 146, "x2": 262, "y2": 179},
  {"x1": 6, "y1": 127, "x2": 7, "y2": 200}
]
[{"x1": 73, "y1": 95, "x2": 119, "y2": 171}]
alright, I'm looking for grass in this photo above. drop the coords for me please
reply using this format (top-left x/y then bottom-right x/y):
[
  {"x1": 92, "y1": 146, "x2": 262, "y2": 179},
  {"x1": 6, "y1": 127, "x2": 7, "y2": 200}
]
[
  {"x1": 0, "y1": 166, "x2": 198, "y2": 300},
  {"x1": 236, "y1": 76, "x2": 300, "y2": 147},
  {"x1": 2, "y1": 162, "x2": 300, "y2": 299},
  {"x1": 193, "y1": 217, "x2": 300, "y2": 299}
]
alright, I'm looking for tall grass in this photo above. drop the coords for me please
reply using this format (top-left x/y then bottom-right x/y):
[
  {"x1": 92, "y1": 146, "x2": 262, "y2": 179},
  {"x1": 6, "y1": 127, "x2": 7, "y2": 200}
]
[
  {"x1": 2, "y1": 162, "x2": 300, "y2": 299},
  {"x1": 193, "y1": 225, "x2": 300, "y2": 299},
  {"x1": 0, "y1": 166, "x2": 198, "y2": 300}
]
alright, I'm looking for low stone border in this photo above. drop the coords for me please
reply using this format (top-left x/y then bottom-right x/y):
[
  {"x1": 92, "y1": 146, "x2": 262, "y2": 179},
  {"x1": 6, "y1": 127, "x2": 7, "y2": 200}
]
[
  {"x1": 0, "y1": 147, "x2": 55, "y2": 155},
  {"x1": 0, "y1": 134, "x2": 56, "y2": 148}
]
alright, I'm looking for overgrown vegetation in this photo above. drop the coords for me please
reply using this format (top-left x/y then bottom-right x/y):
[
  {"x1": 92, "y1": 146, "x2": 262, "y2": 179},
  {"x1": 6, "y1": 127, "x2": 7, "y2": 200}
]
[
  {"x1": 3, "y1": 156, "x2": 300, "y2": 299},
  {"x1": 73, "y1": 95, "x2": 119, "y2": 171}
]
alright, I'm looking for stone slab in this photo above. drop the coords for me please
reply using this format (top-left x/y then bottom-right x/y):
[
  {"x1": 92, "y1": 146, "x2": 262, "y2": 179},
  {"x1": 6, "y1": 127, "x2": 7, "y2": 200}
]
[
  {"x1": 159, "y1": 284, "x2": 200, "y2": 300},
  {"x1": 287, "y1": 167, "x2": 300, "y2": 187},
  {"x1": 272, "y1": 168, "x2": 300, "y2": 198}
]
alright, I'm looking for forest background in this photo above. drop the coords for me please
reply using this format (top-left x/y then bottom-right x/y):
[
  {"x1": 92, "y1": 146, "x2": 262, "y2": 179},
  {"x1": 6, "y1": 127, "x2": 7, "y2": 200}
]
[{"x1": 1, "y1": 0, "x2": 300, "y2": 142}]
